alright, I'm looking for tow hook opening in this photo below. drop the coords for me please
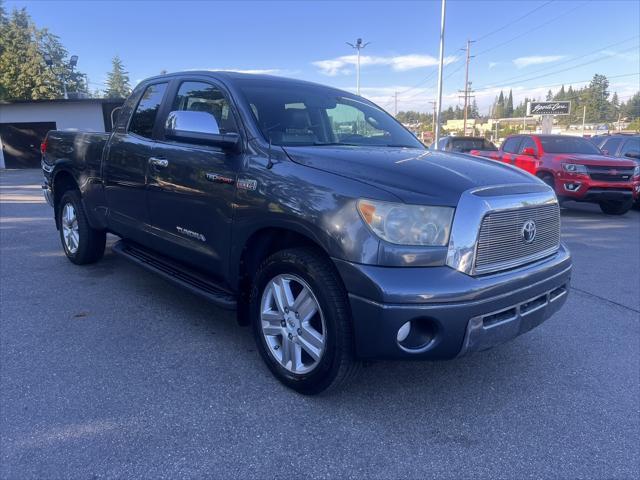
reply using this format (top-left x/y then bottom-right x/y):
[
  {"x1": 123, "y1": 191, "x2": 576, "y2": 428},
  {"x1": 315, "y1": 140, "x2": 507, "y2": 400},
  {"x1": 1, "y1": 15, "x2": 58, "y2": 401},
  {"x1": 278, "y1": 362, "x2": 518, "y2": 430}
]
[{"x1": 397, "y1": 318, "x2": 437, "y2": 353}]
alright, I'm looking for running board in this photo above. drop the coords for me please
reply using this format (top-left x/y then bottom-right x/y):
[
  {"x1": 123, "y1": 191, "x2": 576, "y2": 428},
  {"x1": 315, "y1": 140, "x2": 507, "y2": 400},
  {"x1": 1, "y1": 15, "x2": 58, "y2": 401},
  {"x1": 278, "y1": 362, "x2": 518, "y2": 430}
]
[{"x1": 112, "y1": 240, "x2": 237, "y2": 310}]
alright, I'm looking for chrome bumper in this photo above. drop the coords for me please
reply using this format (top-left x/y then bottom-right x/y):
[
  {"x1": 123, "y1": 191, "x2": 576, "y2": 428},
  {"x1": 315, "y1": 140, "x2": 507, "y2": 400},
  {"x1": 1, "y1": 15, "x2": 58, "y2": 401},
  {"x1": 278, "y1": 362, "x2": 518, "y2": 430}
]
[
  {"x1": 42, "y1": 183, "x2": 54, "y2": 207},
  {"x1": 457, "y1": 283, "x2": 569, "y2": 356}
]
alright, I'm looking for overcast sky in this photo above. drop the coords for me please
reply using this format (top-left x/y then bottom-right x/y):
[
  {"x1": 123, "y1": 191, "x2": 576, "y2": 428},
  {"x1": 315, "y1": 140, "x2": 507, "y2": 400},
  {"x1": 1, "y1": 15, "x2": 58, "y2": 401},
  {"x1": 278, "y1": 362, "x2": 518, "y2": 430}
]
[{"x1": 7, "y1": 0, "x2": 640, "y2": 114}]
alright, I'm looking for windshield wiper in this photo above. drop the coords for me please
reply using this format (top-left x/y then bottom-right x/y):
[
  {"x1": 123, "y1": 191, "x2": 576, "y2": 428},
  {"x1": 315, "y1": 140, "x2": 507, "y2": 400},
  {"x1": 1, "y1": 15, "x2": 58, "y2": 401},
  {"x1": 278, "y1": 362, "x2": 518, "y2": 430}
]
[{"x1": 312, "y1": 142, "x2": 359, "y2": 146}]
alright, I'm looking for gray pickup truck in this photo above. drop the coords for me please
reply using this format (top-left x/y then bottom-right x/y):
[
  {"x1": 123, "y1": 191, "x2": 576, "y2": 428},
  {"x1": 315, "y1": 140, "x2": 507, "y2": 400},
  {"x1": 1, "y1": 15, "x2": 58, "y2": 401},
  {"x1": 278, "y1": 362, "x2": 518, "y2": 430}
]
[{"x1": 42, "y1": 72, "x2": 572, "y2": 394}]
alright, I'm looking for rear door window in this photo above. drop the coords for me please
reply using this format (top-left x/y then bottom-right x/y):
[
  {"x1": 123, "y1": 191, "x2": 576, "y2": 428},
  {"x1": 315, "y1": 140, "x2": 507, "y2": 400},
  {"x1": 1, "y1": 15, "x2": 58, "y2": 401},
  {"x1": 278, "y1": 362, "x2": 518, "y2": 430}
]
[
  {"x1": 502, "y1": 136, "x2": 522, "y2": 153},
  {"x1": 601, "y1": 137, "x2": 624, "y2": 155},
  {"x1": 128, "y1": 83, "x2": 168, "y2": 139},
  {"x1": 518, "y1": 137, "x2": 537, "y2": 155},
  {"x1": 619, "y1": 138, "x2": 640, "y2": 157}
]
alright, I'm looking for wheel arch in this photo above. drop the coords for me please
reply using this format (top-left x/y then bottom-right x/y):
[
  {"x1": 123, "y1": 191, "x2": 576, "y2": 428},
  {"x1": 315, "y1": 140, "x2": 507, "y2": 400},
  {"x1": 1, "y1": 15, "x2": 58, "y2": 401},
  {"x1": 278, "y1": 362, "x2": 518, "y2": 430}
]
[{"x1": 234, "y1": 225, "x2": 340, "y2": 325}]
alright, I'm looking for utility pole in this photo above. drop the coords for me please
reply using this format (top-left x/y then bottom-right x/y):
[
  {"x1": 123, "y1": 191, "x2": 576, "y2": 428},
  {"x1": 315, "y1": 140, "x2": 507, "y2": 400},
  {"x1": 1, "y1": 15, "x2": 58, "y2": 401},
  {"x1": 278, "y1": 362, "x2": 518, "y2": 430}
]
[
  {"x1": 429, "y1": 100, "x2": 437, "y2": 134},
  {"x1": 347, "y1": 38, "x2": 370, "y2": 96},
  {"x1": 581, "y1": 105, "x2": 586, "y2": 137},
  {"x1": 434, "y1": 0, "x2": 446, "y2": 148},
  {"x1": 394, "y1": 91, "x2": 398, "y2": 116},
  {"x1": 461, "y1": 39, "x2": 475, "y2": 136},
  {"x1": 458, "y1": 81, "x2": 475, "y2": 136}
]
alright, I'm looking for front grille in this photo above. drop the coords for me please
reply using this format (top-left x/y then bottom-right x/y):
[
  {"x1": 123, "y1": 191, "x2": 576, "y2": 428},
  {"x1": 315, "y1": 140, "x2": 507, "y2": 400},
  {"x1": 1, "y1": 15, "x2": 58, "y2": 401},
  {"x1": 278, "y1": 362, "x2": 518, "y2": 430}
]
[
  {"x1": 587, "y1": 165, "x2": 635, "y2": 182},
  {"x1": 474, "y1": 203, "x2": 560, "y2": 275}
]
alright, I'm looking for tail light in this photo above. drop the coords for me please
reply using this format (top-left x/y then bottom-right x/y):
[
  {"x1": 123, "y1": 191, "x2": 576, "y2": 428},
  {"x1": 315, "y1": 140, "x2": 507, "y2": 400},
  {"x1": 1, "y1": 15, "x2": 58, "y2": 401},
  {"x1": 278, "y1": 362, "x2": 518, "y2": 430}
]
[{"x1": 40, "y1": 138, "x2": 48, "y2": 154}]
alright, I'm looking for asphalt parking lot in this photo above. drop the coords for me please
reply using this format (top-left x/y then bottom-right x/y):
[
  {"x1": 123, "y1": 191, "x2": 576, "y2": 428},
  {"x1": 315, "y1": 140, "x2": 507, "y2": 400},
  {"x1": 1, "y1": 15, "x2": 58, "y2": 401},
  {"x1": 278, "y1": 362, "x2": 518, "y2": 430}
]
[{"x1": 1, "y1": 169, "x2": 638, "y2": 479}]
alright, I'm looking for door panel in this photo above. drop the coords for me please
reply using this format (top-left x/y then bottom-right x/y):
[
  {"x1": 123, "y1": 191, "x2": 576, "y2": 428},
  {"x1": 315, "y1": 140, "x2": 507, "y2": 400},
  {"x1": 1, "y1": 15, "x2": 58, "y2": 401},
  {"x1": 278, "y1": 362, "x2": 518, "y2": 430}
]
[
  {"x1": 146, "y1": 141, "x2": 239, "y2": 279},
  {"x1": 103, "y1": 132, "x2": 154, "y2": 230},
  {"x1": 103, "y1": 81, "x2": 169, "y2": 240}
]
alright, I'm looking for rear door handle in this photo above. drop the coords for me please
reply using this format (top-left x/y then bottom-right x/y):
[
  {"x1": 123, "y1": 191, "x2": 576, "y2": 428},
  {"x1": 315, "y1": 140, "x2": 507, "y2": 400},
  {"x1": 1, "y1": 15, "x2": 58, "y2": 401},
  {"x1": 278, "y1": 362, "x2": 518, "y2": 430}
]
[{"x1": 149, "y1": 157, "x2": 169, "y2": 168}]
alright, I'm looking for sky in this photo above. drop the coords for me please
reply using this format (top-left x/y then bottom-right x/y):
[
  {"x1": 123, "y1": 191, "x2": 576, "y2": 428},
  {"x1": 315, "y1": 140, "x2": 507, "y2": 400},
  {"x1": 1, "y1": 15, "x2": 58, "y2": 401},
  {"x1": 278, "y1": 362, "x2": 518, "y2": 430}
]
[{"x1": 5, "y1": 0, "x2": 640, "y2": 114}]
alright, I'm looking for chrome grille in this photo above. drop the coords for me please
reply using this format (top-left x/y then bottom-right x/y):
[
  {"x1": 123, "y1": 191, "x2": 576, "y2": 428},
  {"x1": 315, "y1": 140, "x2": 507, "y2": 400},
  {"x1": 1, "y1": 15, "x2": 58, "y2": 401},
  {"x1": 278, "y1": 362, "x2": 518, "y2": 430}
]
[{"x1": 474, "y1": 203, "x2": 560, "y2": 275}]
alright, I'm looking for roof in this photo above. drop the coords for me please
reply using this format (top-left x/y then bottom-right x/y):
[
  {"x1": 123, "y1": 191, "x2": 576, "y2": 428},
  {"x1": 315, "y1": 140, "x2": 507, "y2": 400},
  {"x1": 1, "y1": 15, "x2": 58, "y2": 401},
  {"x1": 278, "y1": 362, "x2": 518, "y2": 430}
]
[
  {"x1": 0, "y1": 97, "x2": 125, "y2": 106},
  {"x1": 141, "y1": 70, "x2": 350, "y2": 93}
]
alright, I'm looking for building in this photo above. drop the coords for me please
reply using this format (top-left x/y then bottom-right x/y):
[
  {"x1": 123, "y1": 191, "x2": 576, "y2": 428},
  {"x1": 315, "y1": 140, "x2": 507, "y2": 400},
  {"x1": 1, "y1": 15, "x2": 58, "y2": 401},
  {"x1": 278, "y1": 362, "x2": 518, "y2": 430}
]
[{"x1": 0, "y1": 98, "x2": 123, "y2": 169}]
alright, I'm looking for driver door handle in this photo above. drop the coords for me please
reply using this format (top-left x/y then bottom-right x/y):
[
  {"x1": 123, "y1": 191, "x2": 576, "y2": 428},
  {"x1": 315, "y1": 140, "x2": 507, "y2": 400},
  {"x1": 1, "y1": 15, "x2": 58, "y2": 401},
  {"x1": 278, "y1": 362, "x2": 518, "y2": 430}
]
[{"x1": 149, "y1": 157, "x2": 169, "y2": 168}]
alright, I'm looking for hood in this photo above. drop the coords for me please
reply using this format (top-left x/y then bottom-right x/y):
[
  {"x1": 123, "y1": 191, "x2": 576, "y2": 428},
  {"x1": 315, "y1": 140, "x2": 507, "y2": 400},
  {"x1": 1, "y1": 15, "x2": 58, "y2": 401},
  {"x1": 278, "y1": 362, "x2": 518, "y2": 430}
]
[
  {"x1": 549, "y1": 153, "x2": 637, "y2": 167},
  {"x1": 282, "y1": 145, "x2": 538, "y2": 205}
]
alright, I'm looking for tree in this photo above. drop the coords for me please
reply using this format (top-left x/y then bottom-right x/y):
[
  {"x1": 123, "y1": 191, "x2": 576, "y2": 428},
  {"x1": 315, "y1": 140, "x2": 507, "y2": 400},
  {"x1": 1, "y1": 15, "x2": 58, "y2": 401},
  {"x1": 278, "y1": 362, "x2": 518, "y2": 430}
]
[
  {"x1": 104, "y1": 55, "x2": 131, "y2": 98},
  {"x1": 622, "y1": 92, "x2": 640, "y2": 119},
  {"x1": 0, "y1": 5, "x2": 85, "y2": 100},
  {"x1": 493, "y1": 91, "x2": 505, "y2": 119},
  {"x1": 470, "y1": 99, "x2": 479, "y2": 119},
  {"x1": 584, "y1": 74, "x2": 610, "y2": 123},
  {"x1": 505, "y1": 89, "x2": 514, "y2": 117}
]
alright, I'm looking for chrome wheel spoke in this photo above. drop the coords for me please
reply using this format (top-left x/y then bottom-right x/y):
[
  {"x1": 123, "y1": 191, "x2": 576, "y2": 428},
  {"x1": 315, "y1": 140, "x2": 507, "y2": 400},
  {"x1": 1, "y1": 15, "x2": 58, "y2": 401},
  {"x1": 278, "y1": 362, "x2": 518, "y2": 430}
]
[
  {"x1": 261, "y1": 310, "x2": 283, "y2": 336},
  {"x1": 296, "y1": 290, "x2": 317, "y2": 322},
  {"x1": 298, "y1": 324, "x2": 324, "y2": 361}
]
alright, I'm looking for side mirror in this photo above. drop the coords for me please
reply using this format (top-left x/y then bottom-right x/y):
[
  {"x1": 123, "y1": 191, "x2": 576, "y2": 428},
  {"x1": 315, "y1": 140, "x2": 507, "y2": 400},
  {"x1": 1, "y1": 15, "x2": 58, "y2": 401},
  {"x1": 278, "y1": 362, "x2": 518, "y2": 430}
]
[
  {"x1": 165, "y1": 110, "x2": 240, "y2": 151},
  {"x1": 624, "y1": 150, "x2": 640, "y2": 159},
  {"x1": 522, "y1": 147, "x2": 537, "y2": 157}
]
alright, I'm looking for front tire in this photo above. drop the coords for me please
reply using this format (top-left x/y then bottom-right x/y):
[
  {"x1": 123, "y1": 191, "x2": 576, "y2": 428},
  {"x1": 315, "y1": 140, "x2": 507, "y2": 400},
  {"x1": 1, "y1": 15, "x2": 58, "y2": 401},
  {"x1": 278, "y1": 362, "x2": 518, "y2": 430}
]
[
  {"x1": 599, "y1": 199, "x2": 632, "y2": 216},
  {"x1": 250, "y1": 247, "x2": 359, "y2": 395},
  {"x1": 58, "y1": 190, "x2": 106, "y2": 264}
]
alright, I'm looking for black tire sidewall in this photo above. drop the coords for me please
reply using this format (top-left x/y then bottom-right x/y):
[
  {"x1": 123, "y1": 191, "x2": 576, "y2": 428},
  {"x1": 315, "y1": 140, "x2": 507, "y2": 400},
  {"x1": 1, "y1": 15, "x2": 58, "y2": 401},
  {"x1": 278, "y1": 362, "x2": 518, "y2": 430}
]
[
  {"x1": 599, "y1": 199, "x2": 632, "y2": 215},
  {"x1": 250, "y1": 250, "x2": 346, "y2": 393}
]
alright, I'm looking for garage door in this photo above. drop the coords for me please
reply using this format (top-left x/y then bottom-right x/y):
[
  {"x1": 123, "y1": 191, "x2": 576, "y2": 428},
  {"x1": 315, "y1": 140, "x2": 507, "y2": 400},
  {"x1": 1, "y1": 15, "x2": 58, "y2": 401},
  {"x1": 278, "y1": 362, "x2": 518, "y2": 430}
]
[{"x1": 0, "y1": 122, "x2": 57, "y2": 168}]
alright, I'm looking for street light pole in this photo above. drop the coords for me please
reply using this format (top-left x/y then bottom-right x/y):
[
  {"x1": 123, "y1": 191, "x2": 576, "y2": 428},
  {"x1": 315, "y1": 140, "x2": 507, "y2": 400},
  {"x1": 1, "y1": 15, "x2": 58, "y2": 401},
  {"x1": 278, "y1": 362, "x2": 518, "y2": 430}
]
[
  {"x1": 347, "y1": 38, "x2": 370, "y2": 96},
  {"x1": 434, "y1": 0, "x2": 446, "y2": 148}
]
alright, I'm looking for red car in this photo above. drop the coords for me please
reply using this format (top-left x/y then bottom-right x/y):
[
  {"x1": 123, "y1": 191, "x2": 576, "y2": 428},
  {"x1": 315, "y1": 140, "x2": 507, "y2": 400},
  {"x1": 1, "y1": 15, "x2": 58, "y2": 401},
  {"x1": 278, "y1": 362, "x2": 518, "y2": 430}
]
[{"x1": 471, "y1": 134, "x2": 640, "y2": 215}]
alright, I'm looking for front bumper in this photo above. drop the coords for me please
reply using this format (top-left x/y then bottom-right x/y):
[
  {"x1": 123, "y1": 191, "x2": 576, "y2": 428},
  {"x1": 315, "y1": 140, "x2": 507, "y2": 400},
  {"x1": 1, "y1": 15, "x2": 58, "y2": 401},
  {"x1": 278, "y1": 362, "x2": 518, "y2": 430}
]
[
  {"x1": 333, "y1": 245, "x2": 571, "y2": 360},
  {"x1": 42, "y1": 181, "x2": 54, "y2": 207},
  {"x1": 554, "y1": 171, "x2": 639, "y2": 201}
]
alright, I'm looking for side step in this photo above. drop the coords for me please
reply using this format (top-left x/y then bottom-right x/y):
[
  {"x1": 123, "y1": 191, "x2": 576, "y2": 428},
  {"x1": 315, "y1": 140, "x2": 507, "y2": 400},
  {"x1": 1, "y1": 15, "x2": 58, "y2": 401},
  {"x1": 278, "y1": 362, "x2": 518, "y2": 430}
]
[{"x1": 112, "y1": 240, "x2": 237, "y2": 310}]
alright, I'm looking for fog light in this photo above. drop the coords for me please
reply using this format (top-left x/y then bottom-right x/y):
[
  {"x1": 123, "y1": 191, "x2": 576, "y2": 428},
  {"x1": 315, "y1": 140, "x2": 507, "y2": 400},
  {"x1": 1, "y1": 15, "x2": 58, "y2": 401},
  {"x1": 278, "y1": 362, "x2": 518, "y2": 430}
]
[
  {"x1": 397, "y1": 321, "x2": 411, "y2": 342},
  {"x1": 396, "y1": 318, "x2": 437, "y2": 352},
  {"x1": 564, "y1": 182, "x2": 581, "y2": 192}
]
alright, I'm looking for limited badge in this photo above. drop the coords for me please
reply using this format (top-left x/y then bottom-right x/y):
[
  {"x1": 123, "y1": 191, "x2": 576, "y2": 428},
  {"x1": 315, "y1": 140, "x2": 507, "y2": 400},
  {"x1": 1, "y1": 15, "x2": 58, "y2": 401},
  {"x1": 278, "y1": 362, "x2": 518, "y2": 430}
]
[{"x1": 237, "y1": 178, "x2": 257, "y2": 191}]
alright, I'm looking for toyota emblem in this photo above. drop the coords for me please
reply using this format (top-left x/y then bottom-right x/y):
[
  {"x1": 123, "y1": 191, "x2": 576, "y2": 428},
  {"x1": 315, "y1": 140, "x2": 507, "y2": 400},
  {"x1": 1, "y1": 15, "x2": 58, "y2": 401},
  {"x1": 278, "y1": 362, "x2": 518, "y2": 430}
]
[{"x1": 521, "y1": 220, "x2": 537, "y2": 244}]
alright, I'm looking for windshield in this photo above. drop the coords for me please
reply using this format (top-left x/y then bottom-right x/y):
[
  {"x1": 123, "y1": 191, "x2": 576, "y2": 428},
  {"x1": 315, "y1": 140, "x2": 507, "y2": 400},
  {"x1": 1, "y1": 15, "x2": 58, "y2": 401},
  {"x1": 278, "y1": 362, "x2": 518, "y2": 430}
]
[
  {"x1": 539, "y1": 136, "x2": 602, "y2": 154},
  {"x1": 236, "y1": 79, "x2": 424, "y2": 149},
  {"x1": 450, "y1": 138, "x2": 497, "y2": 152}
]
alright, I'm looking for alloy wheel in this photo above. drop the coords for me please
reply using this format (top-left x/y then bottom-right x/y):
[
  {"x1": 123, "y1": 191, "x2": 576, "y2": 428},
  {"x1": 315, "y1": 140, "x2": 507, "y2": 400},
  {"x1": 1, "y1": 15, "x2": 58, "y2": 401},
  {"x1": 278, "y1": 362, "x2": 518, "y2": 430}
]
[{"x1": 260, "y1": 274, "x2": 326, "y2": 374}]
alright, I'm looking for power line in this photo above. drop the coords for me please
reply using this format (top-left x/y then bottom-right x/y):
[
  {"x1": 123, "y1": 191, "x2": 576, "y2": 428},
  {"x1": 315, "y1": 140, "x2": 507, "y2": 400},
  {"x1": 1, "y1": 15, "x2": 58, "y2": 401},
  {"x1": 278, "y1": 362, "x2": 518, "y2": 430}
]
[
  {"x1": 472, "y1": 46, "x2": 639, "y2": 93},
  {"x1": 479, "y1": 35, "x2": 639, "y2": 88},
  {"x1": 475, "y1": 1, "x2": 587, "y2": 57},
  {"x1": 473, "y1": 0, "x2": 555, "y2": 43}
]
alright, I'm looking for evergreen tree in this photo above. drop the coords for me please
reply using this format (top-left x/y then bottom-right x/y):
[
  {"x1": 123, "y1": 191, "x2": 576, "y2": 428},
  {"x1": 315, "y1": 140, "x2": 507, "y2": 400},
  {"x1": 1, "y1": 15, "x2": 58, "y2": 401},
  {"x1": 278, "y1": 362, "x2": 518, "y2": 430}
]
[
  {"x1": 0, "y1": 5, "x2": 84, "y2": 100},
  {"x1": 493, "y1": 91, "x2": 505, "y2": 119},
  {"x1": 470, "y1": 99, "x2": 479, "y2": 118},
  {"x1": 622, "y1": 92, "x2": 640, "y2": 119},
  {"x1": 105, "y1": 55, "x2": 131, "y2": 98},
  {"x1": 584, "y1": 74, "x2": 610, "y2": 123},
  {"x1": 505, "y1": 89, "x2": 514, "y2": 117}
]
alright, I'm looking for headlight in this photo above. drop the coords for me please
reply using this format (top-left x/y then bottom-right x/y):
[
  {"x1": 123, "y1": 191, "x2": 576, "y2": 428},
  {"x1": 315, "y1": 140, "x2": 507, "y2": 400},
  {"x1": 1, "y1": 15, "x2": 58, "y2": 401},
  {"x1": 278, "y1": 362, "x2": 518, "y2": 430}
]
[
  {"x1": 633, "y1": 165, "x2": 640, "y2": 178},
  {"x1": 562, "y1": 163, "x2": 588, "y2": 174},
  {"x1": 357, "y1": 199, "x2": 454, "y2": 246}
]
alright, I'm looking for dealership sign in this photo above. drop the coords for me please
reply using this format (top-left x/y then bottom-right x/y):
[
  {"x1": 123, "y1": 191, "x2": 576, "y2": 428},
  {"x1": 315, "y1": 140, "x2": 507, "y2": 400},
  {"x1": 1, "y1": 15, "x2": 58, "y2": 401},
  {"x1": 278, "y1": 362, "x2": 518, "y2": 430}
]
[{"x1": 527, "y1": 101, "x2": 571, "y2": 116}]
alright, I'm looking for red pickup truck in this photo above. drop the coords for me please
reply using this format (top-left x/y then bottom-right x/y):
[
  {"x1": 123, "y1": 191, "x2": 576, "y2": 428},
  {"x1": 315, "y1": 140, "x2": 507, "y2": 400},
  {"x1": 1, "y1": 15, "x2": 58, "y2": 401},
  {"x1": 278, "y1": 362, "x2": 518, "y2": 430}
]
[{"x1": 470, "y1": 134, "x2": 640, "y2": 215}]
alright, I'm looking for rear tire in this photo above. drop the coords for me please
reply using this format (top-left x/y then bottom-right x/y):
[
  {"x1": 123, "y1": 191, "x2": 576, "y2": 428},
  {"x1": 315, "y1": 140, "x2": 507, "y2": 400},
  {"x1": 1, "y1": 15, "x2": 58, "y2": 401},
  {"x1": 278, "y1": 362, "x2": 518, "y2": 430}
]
[
  {"x1": 599, "y1": 199, "x2": 632, "y2": 216},
  {"x1": 250, "y1": 247, "x2": 359, "y2": 395},
  {"x1": 58, "y1": 190, "x2": 106, "y2": 264}
]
